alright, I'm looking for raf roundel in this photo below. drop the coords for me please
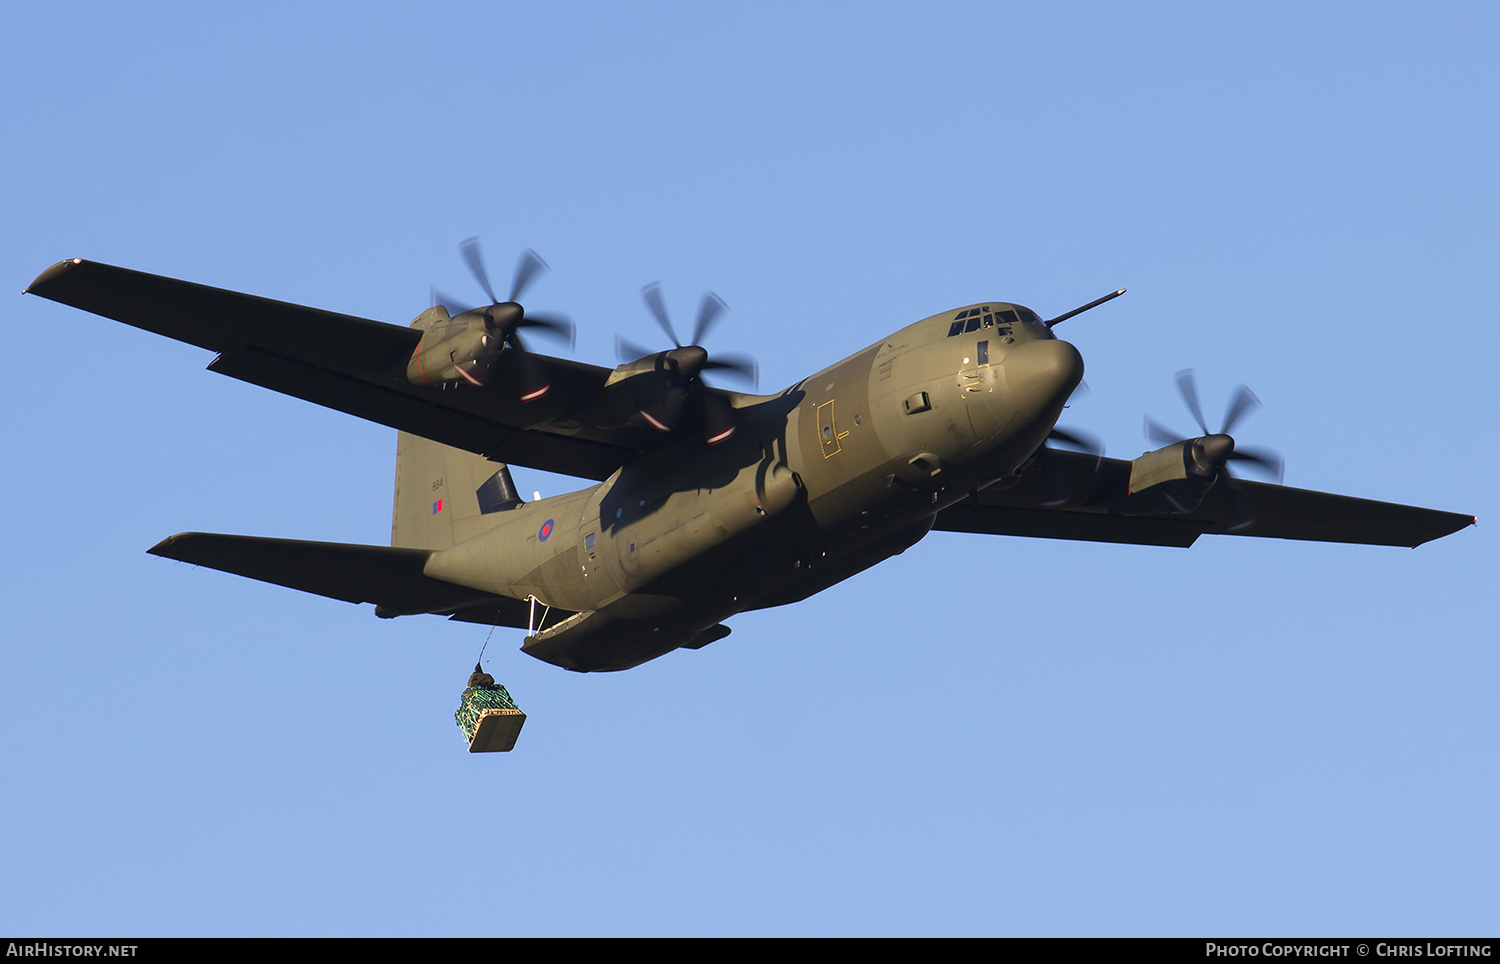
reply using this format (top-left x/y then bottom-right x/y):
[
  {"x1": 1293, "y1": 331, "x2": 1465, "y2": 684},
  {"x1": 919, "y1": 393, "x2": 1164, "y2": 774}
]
[{"x1": 538, "y1": 519, "x2": 554, "y2": 542}]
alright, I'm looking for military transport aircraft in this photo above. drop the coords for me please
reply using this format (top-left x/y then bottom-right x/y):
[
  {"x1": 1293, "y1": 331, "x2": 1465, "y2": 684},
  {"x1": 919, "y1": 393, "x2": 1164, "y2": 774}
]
[{"x1": 25, "y1": 246, "x2": 1475, "y2": 674}]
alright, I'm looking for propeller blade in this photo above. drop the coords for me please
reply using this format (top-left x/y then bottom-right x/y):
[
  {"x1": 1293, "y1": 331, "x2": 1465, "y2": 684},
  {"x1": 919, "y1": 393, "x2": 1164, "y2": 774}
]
[
  {"x1": 504, "y1": 332, "x2": 551, "y2": 403},
  {"x1": 1228, "y1": 446, "x2": 1284, "y2": 483},
  {"x1": 459, "y1": 237, "x2": 498, "y2": 304},
  {"x1": 1037, "y1": 448, "x2": 1074, "y2": 508},
  {"x1": 1222, "y1": 479, "x2": 1258, "y2": 532},
  {"x1": 1047, "y1": 426, "x2": 1104, "y2": 473},
  {"x1": 519, "y1": 310, "x2": 576, "y2": 349},
  {"x1": 691, "y1": 291, "x2": 729, "y2": 346},
  {"x1": 615, "y1": 334, "x2": 658, "y2": 364},
  {"x1": 640, "y1": 388, "x2": 688, "y2": 433},
  {"x1": 702, "y1": 352, "x2": 758, "y2": 388},
  {"x1": 699, "y1": 393, "x2": 737, "y2": 445},
  {"x1": 510, "y1": 249, "x2": 548, "y2": 303},
  {"x1": 1035, "y1": 438, "x2": 1102, "y2": 506},
  {"x1": 1144, "y1": 416, "x2": 1186, "y2": 447},
  {"x1": 432, "y1": 287, "x2": 474, "y2": 317},
  {"x1": 1221, "y1": 384, "x2": 1262, "y2": 436},
  {"x1": 1047, "y1": 426, "x2": 1103, "y2": 455},
  {"x1": 1175, "y1": 369, "x2": 1209, "y2": 436},
  {"x1": 641, "y1": 282, "x2": 681, "y2": 346}
]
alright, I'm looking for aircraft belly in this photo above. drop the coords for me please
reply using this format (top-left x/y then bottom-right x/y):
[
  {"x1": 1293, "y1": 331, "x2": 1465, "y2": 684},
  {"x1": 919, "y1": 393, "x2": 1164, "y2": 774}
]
[
  {"x1": 744, "y1": 514, "x2": 935, "y2": 611},
  {"x1": 521, "y1": 504, "x2": 934, "y2": 672},
  {"x1": 521, "y1": 608, "x2": 727, "y2": 673}
]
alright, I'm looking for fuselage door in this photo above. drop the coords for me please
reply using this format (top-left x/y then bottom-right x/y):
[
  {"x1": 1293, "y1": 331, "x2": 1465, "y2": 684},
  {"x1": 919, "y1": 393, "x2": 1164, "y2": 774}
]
[{"x1": 817, "y1": 399, "x2": 845, "y2": 459}]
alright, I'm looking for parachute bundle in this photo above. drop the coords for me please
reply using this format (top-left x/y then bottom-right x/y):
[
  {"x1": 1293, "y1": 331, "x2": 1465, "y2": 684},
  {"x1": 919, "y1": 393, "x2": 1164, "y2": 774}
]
[{"x1": 456, "y1": 681, "x2": 526, "y2": 753}]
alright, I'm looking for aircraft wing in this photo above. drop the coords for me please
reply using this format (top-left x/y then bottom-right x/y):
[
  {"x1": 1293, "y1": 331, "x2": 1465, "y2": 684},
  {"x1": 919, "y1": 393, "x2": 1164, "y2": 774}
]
[
  {"x1": 25, "y1": 259, "x2": 638, "y2": 480},
  {"x1": 933, "y1": 449, "x2": 1474, "y2": 549}
]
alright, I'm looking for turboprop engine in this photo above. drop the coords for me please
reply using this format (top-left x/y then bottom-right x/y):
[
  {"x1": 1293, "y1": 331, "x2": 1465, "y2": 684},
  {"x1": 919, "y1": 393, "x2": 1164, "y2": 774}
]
[
  {"x1": 403, "y1": 302, "x2": 560, "y2": 400},
  {"x1": 405, "y1": 240, "x2": 574, "y2": 402},
  {"x1": 1124, "y1": 370, "x2": 1283, "y2": 515},
  {"x1": 1126, "y1": 435, "x2": 1235, "y2": 514}
]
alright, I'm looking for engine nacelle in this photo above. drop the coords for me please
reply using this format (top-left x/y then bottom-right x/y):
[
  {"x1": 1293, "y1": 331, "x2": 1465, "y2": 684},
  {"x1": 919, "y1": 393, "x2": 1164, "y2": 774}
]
[
  {"x1": 405, "y1": 307, "x2": 504, "y2": 388},
  {"x1": 1126, "y1": 435, "x2": 1233, "y2": 514},
  {"x1": 590, "y1": 349, "x2": 732, "y2": 442}
]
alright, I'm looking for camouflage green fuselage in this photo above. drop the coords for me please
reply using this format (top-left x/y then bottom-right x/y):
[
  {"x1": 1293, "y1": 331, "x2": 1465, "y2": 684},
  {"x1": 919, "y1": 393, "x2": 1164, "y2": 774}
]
[{"x1": 424, "y1": 303, "x2": 1083, "y2": 671}]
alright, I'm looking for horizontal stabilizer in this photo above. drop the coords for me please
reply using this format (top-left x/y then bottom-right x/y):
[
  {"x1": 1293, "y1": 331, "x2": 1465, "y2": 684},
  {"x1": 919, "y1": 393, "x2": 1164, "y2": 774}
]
[{"x1": 148, "y1": 532, "x2": 528, "y2": 622}]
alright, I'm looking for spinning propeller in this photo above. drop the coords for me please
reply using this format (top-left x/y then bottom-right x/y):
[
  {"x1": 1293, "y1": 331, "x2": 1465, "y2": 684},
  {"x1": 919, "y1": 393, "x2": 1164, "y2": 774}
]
[
  {"x1": 433, "y1": 238, "x2": 575, "y2": 400},
  {"x1": 1036, "y1": 422, "x2": 1106, "y2": 507},
  {"x1": 616, "y1": 282, "x2": 759, "y2": 443},
  {"x1": 1145, "y1": 369, "x2": 1285, "y2": 483}
]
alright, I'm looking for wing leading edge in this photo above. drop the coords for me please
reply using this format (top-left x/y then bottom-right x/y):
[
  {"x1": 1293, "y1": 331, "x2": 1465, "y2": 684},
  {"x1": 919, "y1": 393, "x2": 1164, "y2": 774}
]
[
  {"x1": 934, "y1": 449, "x2": 1474, "y2": 549},
  {"x1": 25, "y1": 259, "x2": 636, "y2": 480}
]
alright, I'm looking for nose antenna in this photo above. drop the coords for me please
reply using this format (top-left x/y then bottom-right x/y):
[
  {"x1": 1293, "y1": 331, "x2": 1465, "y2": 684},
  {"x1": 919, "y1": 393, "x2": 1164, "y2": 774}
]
[{"x1": 1045, "y1": 288, "x2": 1126, "y2": 329}]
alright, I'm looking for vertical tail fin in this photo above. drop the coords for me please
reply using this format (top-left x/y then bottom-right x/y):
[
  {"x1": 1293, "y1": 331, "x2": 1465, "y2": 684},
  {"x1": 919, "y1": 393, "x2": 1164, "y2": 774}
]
[{"x1": 391, "y1": 432, "x2": 524, "y2": 550}]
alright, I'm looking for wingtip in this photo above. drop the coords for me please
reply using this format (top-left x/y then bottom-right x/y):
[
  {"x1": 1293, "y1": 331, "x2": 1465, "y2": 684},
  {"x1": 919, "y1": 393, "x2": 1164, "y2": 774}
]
[
  {"x1": 25, "y1": 258, "x2": 85, "y2": 297},
  {"x1": 1409, "y1": 514, "x2": 1478, "y2": 548},
  {"x1": 148, "y1": 532, "x2": 200, "y2": 557}
]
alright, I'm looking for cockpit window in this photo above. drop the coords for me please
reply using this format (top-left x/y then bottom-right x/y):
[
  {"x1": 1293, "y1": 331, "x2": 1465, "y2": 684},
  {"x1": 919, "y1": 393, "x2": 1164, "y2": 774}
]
[
  {"x1": 948, "y1": 305, "x2": 1043, "y2": 338},
  {"x1": 953, "y1": 307, "x2": 1009, "y2": 337},
  {"x1": 1015, "y1": 306, "x2": 1055, "y2": 338}
]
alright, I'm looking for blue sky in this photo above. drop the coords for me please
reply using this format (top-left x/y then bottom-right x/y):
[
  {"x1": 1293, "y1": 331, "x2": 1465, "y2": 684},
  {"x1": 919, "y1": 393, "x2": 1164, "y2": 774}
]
[{"x1": 4, "y1": 2, "x2": 1495, "y2": 936}]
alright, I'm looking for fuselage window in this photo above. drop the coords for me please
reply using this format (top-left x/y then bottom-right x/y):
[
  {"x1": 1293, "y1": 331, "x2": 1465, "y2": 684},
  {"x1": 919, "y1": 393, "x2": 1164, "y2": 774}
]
[
  {"x1": 977, "y1": 340, "x2": 989, "y2": 366},
  {"x1": 964, "y1": 317, "x2": 981, "y2": 333},
  {"x1": 948, "y1": 321, "x2": 965, "y2": 337}
]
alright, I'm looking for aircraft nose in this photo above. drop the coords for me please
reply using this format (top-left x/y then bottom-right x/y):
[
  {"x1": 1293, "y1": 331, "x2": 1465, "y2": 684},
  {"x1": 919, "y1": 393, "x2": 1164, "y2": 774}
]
[{"x1": 1001, "y1": 337, "x2": 1085, "y2": 411}]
